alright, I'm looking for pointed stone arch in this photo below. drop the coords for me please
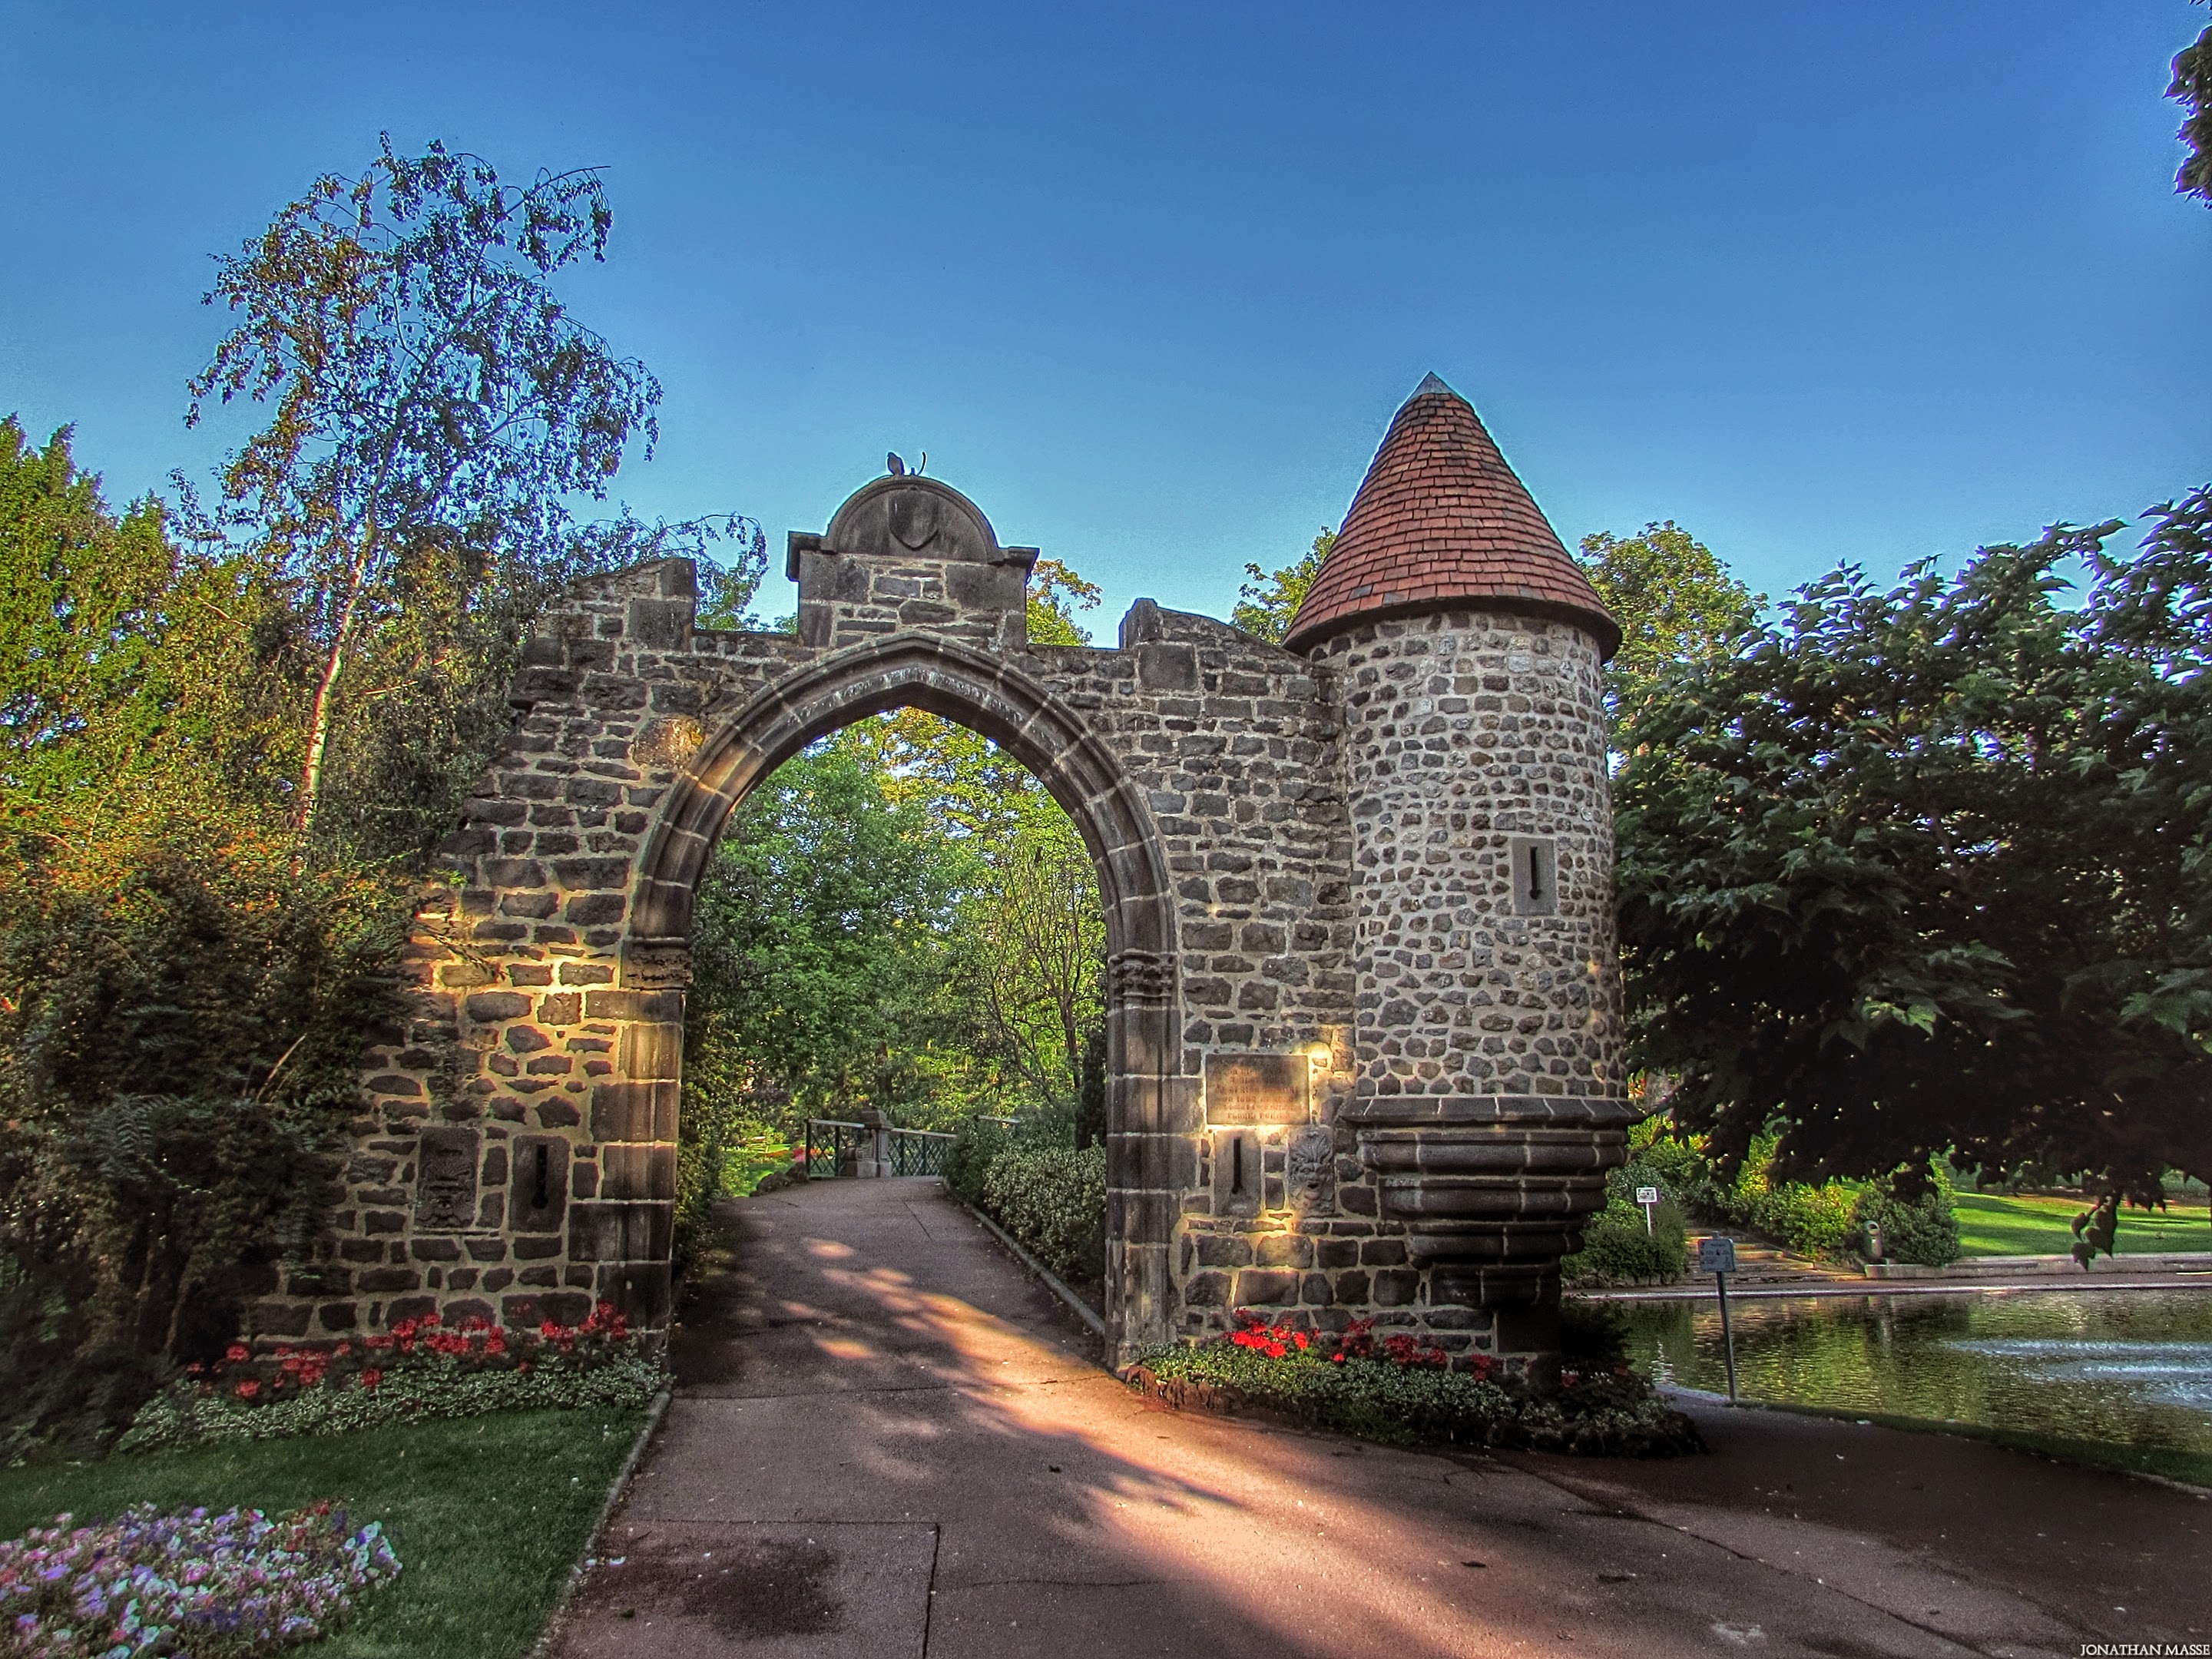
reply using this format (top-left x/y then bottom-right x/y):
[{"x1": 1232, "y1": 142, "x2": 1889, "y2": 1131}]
[{"x1": 627, "y1": 634, "x2": 1183, "y2": 1359}]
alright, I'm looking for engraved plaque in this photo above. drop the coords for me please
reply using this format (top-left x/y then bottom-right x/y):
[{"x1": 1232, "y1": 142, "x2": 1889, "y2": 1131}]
[
  {"x1": 413, "y1": 1127, "x2": 479, "y2": 1232},
  {"x1": 1204, "y1": 1052, "x2": 1309, "y2": 1125}
]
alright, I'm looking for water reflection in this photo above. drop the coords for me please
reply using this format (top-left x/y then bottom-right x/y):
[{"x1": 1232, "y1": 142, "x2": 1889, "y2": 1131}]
[{"x1": 1616, "y1": 1289, "x2": 2212, "y2": 1454}]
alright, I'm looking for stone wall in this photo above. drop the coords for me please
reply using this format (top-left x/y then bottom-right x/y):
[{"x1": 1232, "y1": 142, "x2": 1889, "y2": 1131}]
[{"x1": 248, "y1": 478, "x2": 1625, "y2": 1367}]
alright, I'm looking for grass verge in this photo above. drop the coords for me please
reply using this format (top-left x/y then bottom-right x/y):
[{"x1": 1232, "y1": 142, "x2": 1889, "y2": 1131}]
[
  {"x1": 0, "y1": 1406, "x2": 648, "y2": 1659},
  {"x1": 1700, "y1": 1392, "x2": 2212, "y2": 1491},
  {"x1": 1954, "y1": 1191, "x2": 2212, "y2": 1257}
]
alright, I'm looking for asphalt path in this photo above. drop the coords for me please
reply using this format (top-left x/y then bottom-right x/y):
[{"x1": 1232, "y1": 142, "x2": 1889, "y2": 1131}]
[{"x1": 546, "y1": 1177, "x2": 2209, "y2": 1658}]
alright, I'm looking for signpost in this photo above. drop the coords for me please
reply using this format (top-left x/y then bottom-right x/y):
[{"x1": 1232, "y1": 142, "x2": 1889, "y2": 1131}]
[
  {"x1": 1697, "y1": 1235, "x2": 1740, "y2": 1402},
  {"x1": 1635, "y1": 1184, "x2": 1660, "y2": 1235}
]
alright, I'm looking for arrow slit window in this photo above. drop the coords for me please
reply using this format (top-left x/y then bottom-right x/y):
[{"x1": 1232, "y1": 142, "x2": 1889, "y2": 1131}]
[{"x1": 1508, "y1": 836, "x2": 1558, "y2": 916}]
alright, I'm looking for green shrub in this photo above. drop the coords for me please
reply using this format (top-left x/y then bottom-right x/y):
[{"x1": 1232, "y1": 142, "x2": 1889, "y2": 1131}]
[
  {"x1": 1854, "y1": 1179, "x2": 1962, "y2": 1267},
  {"x1": 945, "y1": 1116, "x2": 1014, "y2": 1206},
  {"x1": 977, "y1": 1143, "x2": 1106, "y2": 1282},
  {"x1": 1134, "y1": 1335, "x2": 1704, "y2": 1458},
  {"x1": 1634, "y1": 1129, "x2": 1730, "y2": 1217},
  {"x1": 119, "y1": 1306, "x2": 667, "y2": 1453},
  {"x1": 118, "y1": 1354, "x2": 665, "y2": 1453},
  {"x1": 1563, "y1": 1157, "x2": 1688, "y2": 1285}
]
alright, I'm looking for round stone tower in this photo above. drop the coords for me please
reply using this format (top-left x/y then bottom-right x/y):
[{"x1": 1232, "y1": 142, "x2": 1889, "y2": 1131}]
[{"x1": 1285, "y1": 373, "x2": 1628, "y2": 1360}]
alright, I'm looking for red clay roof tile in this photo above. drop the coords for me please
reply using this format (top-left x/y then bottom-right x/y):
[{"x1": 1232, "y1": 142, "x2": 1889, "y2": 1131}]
[{"x1": 1283, "y1": 375, "x2": 1620, "y2": 657}]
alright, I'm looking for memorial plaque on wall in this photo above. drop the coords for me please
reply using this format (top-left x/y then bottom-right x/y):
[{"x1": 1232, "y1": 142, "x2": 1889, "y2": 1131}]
[
  {"x1": 1203, "y1": 1051, "x2": 1310, "y2": 1125},
  {"x1": 413, "y1": 1127, "x2": 479, "y2": 1232}
]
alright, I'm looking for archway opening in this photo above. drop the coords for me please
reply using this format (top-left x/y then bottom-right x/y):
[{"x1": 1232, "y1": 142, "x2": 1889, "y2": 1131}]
[
  {"x1": 675, "y1": 706, "x2": 1111, "y2": 1313},
  {"x1": 629, "y1": 629, "x2": 1183, "y2": 1361}
]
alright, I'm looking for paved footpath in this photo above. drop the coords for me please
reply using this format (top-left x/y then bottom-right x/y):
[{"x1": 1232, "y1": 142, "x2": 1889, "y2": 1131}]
[{"x1": 548, "y1": 1177, "x2": 2209, "y2": 1659}]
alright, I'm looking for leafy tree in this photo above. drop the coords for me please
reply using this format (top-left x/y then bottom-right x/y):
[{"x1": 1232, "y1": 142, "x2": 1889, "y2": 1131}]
[
  {"x1": 1614, "y1": 507, "x2": 2212, "y2": 1209},
  {"x1": 186, "y1": 134, "x2": 760, "y2": 852},
  {"x1": 684, "y1": 743, "x2": 964, "y2": 1132},
  {"x1": 0, "y1": 137, "x2": 752, "y2": 1434},
  {"x1": 2173, "y1": 8, "x2": 2212, "y2": 204},
  {"x1": 0, "y1": 422, "x2": 174, "y2": 800},
  {"x1": 1578, "y1": 522, "x2": 1762, "y2": 718},
  {"x1": 953, "y1": 796, "x2": 1106, "y2": 1104},
  {"x1": 1233, "y1": 528, "x2": 1333, "y2": 643},
  {"x1": 0, "y1": 424, "x2": 406, "y2": 1442},
  {"x1": 1028, "y1": 556, "x2": 1101, "y2": 646}
]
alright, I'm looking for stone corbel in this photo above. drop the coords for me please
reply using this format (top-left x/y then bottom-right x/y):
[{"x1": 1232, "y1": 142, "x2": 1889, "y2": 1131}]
[{"x1": 1343, "y1": 1093, "x2": 1634, "y2": 1309}]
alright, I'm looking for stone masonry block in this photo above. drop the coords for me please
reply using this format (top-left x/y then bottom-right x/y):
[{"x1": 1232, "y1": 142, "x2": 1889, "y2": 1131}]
[
  {"x1": 600, "y1": 1143, "x2": 676, "y2": 1200},
  {"x1": 591, "y1": 1081, "x2": 677, "y2": 1143}
]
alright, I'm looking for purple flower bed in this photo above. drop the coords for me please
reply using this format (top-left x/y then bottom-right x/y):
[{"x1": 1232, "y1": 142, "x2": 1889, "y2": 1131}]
[{"x1": 0, "y1": 1502, "x2": 399, "y2": 1657}]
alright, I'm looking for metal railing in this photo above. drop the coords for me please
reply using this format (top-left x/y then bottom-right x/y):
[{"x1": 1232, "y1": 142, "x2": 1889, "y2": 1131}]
[
  {"x1": 803, "y1": 1119, "x2": 955, "y2": 1178},
  {"x1": 888, "y1": 1128, "x2": 954, "y2": 1177},
  {"x1": 803, "y1": 1119, "x2": 866, "y2": 1179}
]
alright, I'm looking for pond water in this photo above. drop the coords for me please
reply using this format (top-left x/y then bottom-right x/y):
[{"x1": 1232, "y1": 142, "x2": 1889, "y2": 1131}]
[{"x1": 1615, "y1": 1288, "x2": 2212, "y2": 1456}]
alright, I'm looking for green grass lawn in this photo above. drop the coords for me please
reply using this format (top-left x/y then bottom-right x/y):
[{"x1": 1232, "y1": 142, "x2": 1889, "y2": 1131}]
[
  {"x1": 1955, "y1": 1191, "x2": 2212, "y2": 1257},
  {"x1": 0, "y1": 1406, "x2": 648, "y2": 1659}
]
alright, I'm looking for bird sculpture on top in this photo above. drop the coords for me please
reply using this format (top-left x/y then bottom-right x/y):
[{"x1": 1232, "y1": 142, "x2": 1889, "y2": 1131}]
[{"x1": 886, "y1": 451, "x2": 926, "y2": 478}]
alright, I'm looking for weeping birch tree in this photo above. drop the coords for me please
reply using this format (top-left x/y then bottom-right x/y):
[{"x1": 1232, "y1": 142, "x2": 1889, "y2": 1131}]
[{"x1": 186, "y1": 135, "x2": 762, "y2": 851}]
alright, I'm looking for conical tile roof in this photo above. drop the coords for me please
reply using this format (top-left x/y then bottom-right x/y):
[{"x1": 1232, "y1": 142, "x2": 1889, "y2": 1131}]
[{"x1": 1282, "y1": 374, "x2": 1619, "y2": 657}]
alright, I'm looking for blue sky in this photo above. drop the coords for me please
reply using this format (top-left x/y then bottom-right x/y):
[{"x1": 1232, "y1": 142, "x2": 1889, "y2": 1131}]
[{"x1": 2, "y1": 2, "x2": 2206, "y2": 633}]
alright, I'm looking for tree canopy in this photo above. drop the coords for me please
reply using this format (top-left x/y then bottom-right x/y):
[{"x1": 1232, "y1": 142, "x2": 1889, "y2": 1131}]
[
  {"x1": 1614, "y1": 500, "x2": 2212, "y2": 1203},
  {"x1": 1233, "y1": 528, "x2": 1333, "y2": 643},
  {"x1": 1578, "y1": 522, "x2": 1763, "y2": 718},
  {"x1": 185, "y1": 134, "x2": 763, "y2": 853}
]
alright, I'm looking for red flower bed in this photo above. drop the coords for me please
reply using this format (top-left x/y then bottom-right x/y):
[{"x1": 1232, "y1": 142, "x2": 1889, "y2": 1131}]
[
  {"x1": 190, "y1": 1303, "x2": 637, "y2": 1406},
  {"x1": 1226, "y1": 1310, "x2": 1493, "y2": 1377}
]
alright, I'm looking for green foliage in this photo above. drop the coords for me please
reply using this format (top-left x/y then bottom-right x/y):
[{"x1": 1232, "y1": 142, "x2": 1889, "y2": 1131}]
[
  {"x1": 1631, "y1": 1127, "x2": 1959, "y2": 1262},
  {"x1": 1561, "y1": 1157, "x2": 1687, "y2": 1285},
  {"x1": 2069, "y1": 1190, "x2": 2121, "y2": 1268},
  {"x1": 978, "y1": 1142, "x2": 1107, "y2": 1281},
  {"x1": 1726, "y1": 1137, "x2": 1862, "y2": 1257},
  {"x1": 677, "y1": 662, "x2": 1112, "y2": 1248},
  {"x1": 0, "y1": 421, "x2": 180, "y2": 802},
  {"x1": 1854, "y1": 1177, "x2": 1962, "y2": 1267},
  {"x1": 1134, "y1": 1339, "x2": 1704, "y2": 1457},
  {"x1": 184, "y1": 134, "x2": 760, "y2": 855},
  {"x1": 1233, "y1": 528, "x2": 1332, "y2": 642},
  {"x1": 677, "y1": 742, "x2": 965, "y2": 1262},
  {"x1": 117, "y1": 1354, "x2": 664, "y2": 1453},
  {"x1": 953, "y1": 799, "x2": 1104, "y2": 1104},
  {"x1": 944, "y1": 1116, "x2": 1013, "y2": 1207},
  {"x1": 1026, "y1": 557, "x2": 1101, "y2": 646},
  {"x1": 1616, "y1": 504, "x2": 2212, "y2": 1204},
  {"x1": 0, "y1": 138, "x2": 731, "y2": 1446},
  {"x1": 2173, "y1": 18, "x2": 2212, "y2": 204},
  {"x1": 1577, "y1": 520, "x2": 1762, "y2": 721}
]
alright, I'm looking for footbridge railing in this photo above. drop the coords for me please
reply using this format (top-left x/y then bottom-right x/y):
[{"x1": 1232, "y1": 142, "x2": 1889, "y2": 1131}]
[{"x1": 803, "y1": 1118, "x2": 954, "y2": 1179}]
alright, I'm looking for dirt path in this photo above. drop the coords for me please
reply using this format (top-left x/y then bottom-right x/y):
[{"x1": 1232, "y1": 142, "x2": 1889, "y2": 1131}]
[{"x1": 545, "y1": 1177, "x2": 2208, "y2": 1658}]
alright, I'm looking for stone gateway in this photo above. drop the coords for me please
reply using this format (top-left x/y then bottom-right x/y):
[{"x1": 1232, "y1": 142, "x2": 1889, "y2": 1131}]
[{"x1": 257, "y1": 373, "x2": 1631, "y2": 1369}]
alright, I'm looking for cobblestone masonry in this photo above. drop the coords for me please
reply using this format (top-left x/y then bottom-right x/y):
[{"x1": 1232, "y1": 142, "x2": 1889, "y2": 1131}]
[{"x1": 253, "y1": 465, "x2": 1627, "y2": 1368}]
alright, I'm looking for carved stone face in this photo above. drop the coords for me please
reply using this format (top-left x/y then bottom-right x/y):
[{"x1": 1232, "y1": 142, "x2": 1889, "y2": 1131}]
[
  {"x1": 414, "y1": 1127, "x2": 479, "y2": 1232},
  {"x1": 1286, "y1": 1123, "x2": 1335, "y2": 1215}
]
